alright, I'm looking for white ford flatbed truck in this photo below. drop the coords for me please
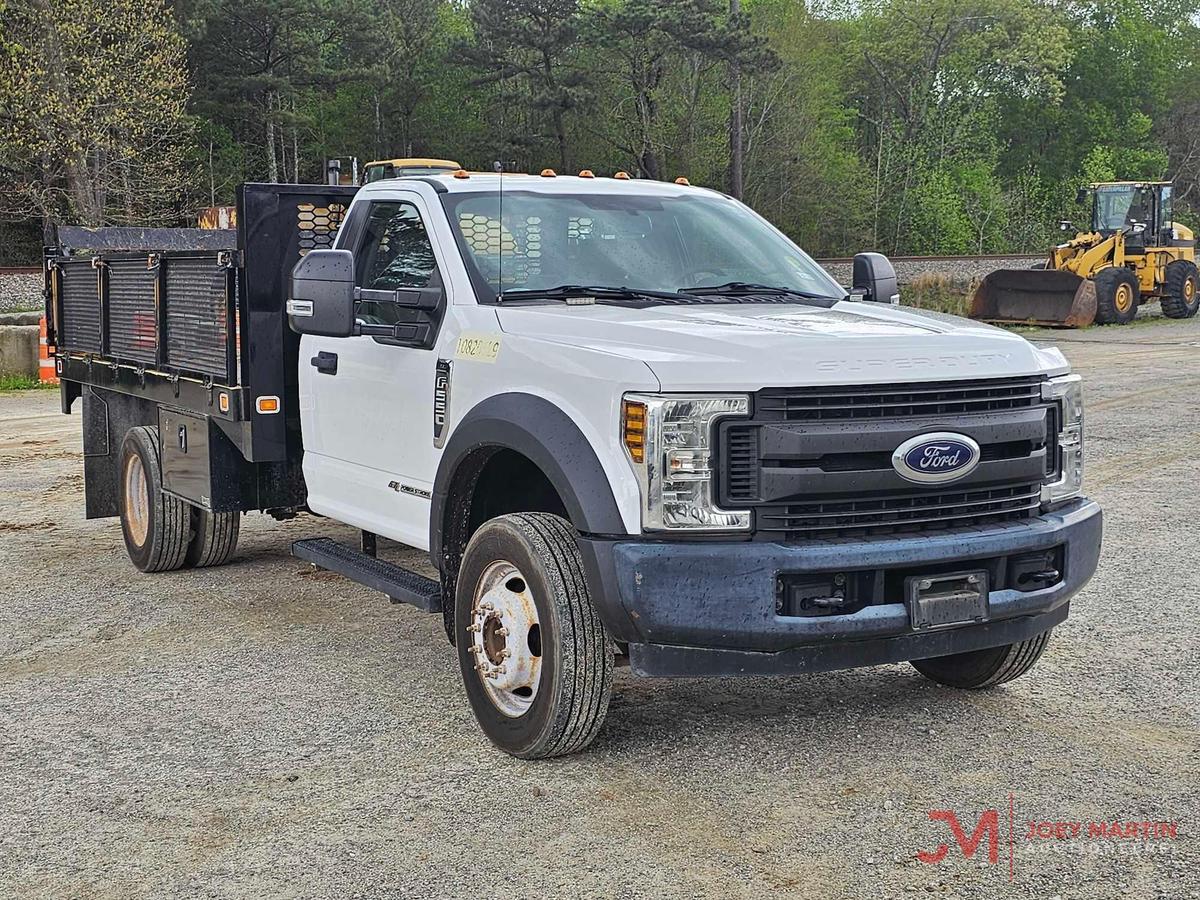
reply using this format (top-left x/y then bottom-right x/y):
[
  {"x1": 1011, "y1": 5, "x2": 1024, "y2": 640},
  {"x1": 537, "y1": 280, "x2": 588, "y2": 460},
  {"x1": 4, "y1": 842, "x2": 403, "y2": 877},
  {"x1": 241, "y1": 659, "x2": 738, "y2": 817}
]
[{"x1": 45, "y1": 174, "x2": 1102, "y2": 757}]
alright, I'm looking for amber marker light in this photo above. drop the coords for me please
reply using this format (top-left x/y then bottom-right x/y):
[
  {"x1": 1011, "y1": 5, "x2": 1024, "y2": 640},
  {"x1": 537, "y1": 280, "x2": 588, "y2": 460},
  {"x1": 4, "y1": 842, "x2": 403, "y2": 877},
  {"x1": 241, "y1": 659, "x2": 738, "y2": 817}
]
[{"x1": 622, "y1": 399, "x2": 647, "y2": 464}]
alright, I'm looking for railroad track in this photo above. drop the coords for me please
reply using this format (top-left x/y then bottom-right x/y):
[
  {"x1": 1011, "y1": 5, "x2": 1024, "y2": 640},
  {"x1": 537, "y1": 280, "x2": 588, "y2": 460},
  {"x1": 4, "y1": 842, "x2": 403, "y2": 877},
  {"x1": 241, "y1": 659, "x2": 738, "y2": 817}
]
[
  {"x1": 814, "y1": 252, "x2": 1041, "y2": 264},
  {"x1": 2, "y1": 257, "x2": 1042, "y2": 274}
]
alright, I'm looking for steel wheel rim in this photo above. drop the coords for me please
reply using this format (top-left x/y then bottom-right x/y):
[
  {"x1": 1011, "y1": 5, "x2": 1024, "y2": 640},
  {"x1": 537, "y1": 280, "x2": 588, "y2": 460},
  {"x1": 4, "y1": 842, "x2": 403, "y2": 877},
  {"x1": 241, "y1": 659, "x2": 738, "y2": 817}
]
[
  {"x1": 1186, "y1": 277, "x2": 1196, "y2": 302},
  {"x1": 469, "y1": 560, "x2": 542, "y2": 718},
  {"x1": 1115, "y1": 283, "x2": 1133, "y2": 313},
  {"x1": 123, "y1": 454, "x2": 150, "y2": 547}
]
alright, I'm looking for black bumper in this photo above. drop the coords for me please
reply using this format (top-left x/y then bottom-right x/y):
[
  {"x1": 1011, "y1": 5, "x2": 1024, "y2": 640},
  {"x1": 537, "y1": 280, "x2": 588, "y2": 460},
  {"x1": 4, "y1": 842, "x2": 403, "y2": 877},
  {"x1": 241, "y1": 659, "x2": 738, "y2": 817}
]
[{"x1": 578, "y1": 499, "x2": 1102, "y2": 677}]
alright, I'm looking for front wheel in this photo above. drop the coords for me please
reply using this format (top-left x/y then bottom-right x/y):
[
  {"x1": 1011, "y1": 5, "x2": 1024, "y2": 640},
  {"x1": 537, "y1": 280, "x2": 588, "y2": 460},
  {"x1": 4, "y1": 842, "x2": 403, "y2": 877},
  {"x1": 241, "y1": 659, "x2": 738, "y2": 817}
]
[
  {"x1": 454, "y1": 512, "x2": 613, "y2": 758},
  {"x1": 910, "y1": 630, "x2": 1052, "y2": 689},
  {"x1": 1093, "y1": 267, "x2": 1140, "y2": 325}
]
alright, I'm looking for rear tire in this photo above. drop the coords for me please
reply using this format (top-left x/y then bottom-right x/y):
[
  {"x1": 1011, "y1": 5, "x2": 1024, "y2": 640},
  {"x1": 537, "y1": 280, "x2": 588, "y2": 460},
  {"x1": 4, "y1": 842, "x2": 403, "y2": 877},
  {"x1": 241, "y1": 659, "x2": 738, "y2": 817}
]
[
  {"x1": 454, "y1": 512, "x2": 612, "y2": 758},
  {"x1": 1161, "y1": 260, "x2": 1200, "y2": 319},
  {"x1": 910, "y1": 630, "x2": 1051, "y2": 689},
  {"x1": 118, "y1": 426, "x2": 191, "y2": 573},
  {"x1": 1093, "y1": 267, "x2": 1140, "y2": 325},
  {"x1": 186, "y1": 508, "x2": 240, "y2": 568}
]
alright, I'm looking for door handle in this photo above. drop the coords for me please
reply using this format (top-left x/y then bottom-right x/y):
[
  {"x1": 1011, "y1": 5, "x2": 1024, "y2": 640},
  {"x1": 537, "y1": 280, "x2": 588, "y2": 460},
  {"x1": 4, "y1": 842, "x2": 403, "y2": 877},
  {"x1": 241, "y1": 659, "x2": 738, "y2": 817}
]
[{"x1": 310, "y1": 351, "x2": 338, "y2": 375}]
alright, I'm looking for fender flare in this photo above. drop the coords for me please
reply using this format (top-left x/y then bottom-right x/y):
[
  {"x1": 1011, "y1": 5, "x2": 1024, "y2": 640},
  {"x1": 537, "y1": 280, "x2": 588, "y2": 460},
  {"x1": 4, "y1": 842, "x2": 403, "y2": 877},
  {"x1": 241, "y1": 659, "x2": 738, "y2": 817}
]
[{"x1": 430, "y1": 392, "x2": 628, "y2": 568}]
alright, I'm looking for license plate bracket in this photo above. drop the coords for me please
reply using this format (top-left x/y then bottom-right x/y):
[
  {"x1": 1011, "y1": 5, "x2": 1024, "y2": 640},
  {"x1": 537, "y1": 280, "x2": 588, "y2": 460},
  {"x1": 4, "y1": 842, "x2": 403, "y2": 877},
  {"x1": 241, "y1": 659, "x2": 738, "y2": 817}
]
[{"x1": 906, "y1": 570, "x2": 989, "y2": 630}]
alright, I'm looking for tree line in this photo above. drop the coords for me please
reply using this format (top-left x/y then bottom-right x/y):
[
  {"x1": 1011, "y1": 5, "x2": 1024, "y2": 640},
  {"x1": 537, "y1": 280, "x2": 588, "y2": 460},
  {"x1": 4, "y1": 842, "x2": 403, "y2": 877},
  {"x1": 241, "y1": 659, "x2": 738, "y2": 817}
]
[{"x1": 1, "y1": 0, "x2": 1197, "y2": 260}]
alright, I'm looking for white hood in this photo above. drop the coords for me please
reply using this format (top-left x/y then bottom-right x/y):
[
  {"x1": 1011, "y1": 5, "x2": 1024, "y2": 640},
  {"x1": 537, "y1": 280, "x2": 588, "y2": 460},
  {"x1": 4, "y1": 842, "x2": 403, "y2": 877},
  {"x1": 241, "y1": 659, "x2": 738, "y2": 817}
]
[{"x1": 497, "y1": 300, "x2": 1067, "y2": 391}]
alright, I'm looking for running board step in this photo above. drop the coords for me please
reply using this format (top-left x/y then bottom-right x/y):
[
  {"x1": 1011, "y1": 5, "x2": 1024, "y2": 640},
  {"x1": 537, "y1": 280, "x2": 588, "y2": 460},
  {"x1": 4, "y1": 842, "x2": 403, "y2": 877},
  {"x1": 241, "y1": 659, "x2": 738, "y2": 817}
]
[{"x1": 292, "y1": 538, "x2": 441, "y2": 613}]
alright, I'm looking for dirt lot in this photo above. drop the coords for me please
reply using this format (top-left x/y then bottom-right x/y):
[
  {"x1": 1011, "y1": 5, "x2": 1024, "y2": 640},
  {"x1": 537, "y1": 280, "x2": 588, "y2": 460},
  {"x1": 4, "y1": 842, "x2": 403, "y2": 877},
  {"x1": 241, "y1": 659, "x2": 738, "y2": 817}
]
[{"x1": 1, "y1": 317, "x2": 1197, "y2": 899}]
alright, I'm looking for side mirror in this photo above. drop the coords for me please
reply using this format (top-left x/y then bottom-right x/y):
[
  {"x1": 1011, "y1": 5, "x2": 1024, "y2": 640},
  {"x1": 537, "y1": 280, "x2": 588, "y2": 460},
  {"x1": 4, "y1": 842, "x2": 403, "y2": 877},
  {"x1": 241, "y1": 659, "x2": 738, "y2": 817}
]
[
  {"x1": 288, "y1": 249, "x2": 356, "y2": 337},
  {"x1": 1075, "y1": 187, "x2": 1088, "y2": 205},
  {"x1": 851, "y1": 252, "x2": 900, "y2": 304}
]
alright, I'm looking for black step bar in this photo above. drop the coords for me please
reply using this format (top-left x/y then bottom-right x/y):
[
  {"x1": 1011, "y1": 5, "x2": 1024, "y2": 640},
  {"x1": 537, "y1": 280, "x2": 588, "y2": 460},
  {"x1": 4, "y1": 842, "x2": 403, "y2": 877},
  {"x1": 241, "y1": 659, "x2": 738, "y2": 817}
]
[{"x1": 292, "y1": 537, "x2": 441, "y2": 613}]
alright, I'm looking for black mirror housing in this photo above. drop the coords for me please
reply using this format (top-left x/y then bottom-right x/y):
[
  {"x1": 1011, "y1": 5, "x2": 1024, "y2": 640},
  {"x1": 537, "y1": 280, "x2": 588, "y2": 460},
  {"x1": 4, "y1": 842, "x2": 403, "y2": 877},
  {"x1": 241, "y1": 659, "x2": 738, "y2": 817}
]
[
  {"x1": 1075, "y1": 187, "x2": 1089, "y2": 205},
  {"x1": 288, "y1": 249, "x2": 356, "y2": 337},
  {"x1": 852, "y1": 252, "x2": 900, "y2": 304}
]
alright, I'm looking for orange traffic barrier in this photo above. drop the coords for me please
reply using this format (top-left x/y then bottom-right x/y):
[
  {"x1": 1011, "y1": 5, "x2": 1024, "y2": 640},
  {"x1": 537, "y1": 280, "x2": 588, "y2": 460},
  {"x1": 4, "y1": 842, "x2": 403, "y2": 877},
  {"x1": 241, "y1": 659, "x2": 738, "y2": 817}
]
[{"x1": 39, "y1": 315, "x2": 58, "y2": 383}]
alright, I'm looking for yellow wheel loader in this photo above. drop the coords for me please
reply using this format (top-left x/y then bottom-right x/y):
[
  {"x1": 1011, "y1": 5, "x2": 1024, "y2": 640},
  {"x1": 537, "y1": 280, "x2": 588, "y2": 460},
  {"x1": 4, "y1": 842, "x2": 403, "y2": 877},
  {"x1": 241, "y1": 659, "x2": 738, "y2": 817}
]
[{"x1": 971, "y1": 182, "x2": 1198, "y2": 327}]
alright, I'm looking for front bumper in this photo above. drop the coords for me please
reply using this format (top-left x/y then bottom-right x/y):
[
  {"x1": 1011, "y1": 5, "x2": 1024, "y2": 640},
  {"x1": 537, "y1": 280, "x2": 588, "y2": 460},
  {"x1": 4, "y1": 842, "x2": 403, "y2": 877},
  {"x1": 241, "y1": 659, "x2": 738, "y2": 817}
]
[{"x1": 579, "y1": 498, "x2": 1102, "y2": 677}]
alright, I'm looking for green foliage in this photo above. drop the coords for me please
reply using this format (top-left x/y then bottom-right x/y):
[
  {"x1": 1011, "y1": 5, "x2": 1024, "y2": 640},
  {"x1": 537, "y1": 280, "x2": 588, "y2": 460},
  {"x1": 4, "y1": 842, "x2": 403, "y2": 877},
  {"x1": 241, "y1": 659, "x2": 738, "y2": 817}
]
[
  {"x1": 0, "y1": 374, "x2": 55, "y2": 392},
  {"x1": 0, "y1": 0, "x2": 192, "y2": 225},
  {"x1": 1, "y1": 0, "x2": 1197, "y2": 255}
]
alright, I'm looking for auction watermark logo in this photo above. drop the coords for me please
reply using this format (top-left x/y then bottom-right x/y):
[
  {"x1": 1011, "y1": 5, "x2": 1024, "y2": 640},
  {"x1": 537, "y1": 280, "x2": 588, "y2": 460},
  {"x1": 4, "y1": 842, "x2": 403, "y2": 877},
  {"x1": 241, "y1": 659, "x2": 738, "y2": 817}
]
[{"x1": 916, "y1": 795, "x2": 1181, "y2": 880}]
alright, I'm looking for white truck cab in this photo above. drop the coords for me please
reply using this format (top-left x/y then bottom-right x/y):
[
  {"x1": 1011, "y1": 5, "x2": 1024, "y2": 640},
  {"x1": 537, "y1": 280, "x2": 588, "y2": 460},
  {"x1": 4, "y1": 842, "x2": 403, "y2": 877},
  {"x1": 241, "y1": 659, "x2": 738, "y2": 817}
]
[{"x1": 50, "y1": 174, "x2": 1102, "y2": 758}]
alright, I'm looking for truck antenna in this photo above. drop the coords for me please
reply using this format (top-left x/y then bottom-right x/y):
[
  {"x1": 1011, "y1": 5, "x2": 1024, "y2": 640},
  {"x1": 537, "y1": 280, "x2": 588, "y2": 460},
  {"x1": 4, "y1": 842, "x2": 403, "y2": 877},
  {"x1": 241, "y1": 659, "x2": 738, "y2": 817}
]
[{"x1": 494, "y1": 159, "x2": 504, "y2": 302}]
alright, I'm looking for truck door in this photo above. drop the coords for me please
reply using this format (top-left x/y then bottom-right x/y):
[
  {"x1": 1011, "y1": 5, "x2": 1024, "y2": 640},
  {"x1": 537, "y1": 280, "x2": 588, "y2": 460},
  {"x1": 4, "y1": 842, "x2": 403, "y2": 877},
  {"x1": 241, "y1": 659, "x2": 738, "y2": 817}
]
[{"x1": 299, "y1": 195, "x2": 445, "y2": 549}]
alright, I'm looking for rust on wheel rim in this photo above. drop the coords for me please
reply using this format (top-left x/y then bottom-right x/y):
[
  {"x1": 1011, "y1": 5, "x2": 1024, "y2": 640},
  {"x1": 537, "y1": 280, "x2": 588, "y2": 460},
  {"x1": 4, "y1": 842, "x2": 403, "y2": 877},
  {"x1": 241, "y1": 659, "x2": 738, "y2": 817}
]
[
  {"x1": 1186, "y1": 277, "x2": 1196, "y2": 302},
  {"x1": 123, "y1": 454, "x2": 150, "y2": 547},
  {"x1": 1115, "y1": 283, "x2": 1133, "y2": 313},
  {"x1": 468, "y1": 560, "x2": 542, "y2": 718}
]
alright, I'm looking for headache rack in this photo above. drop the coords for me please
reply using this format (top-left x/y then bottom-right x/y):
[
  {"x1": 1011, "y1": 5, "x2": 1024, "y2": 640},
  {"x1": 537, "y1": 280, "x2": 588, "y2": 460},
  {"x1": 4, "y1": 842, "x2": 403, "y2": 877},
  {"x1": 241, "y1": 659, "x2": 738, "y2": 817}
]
[{"x1": 45, "y1": 184, "x2": 356, "y2": 465}]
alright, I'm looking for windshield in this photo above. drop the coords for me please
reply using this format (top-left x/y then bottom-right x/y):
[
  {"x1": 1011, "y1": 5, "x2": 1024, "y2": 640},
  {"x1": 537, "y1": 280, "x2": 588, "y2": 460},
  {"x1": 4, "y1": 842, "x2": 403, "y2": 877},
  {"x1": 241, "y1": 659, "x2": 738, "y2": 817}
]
[
  {"x1": 443, "y1": 190, "x2": 843, "y2": 302},
  {"x1": 1093, "y1": 185, "x2": 1153, "y2": 232}
]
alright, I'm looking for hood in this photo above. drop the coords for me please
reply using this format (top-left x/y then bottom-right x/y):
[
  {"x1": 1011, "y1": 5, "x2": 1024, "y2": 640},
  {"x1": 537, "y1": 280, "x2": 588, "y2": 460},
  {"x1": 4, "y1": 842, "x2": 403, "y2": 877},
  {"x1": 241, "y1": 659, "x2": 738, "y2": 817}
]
[{"x1": 496, "y1": 300, "x2": 1067, "y2": 391}]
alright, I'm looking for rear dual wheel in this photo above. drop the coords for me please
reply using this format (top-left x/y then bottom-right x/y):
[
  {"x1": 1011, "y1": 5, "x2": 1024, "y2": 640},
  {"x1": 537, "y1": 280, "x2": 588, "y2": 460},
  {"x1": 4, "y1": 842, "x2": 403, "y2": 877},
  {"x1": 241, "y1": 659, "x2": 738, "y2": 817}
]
[{"x1": 118, "y1": 426, "x2": 239, "y2": 573}]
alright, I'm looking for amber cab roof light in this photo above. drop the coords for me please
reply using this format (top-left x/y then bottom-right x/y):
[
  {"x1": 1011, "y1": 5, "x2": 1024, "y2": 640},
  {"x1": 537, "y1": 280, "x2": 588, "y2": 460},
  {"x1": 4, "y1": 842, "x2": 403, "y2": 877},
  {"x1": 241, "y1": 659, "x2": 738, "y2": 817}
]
[
  {"x1": 540, "y1": 168, "x2": 557, "y2": 177},
  {"x1": 614, "y1": 171, "x2": 631, "y2": 180}
]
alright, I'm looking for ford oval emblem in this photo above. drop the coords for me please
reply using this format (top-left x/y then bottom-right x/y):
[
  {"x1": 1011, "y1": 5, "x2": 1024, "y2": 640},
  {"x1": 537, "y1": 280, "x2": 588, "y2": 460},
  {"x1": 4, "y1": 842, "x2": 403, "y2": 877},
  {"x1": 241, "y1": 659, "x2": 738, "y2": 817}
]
[{"x1": 891, "y1": 432, "x2": 981, "y2": 484}]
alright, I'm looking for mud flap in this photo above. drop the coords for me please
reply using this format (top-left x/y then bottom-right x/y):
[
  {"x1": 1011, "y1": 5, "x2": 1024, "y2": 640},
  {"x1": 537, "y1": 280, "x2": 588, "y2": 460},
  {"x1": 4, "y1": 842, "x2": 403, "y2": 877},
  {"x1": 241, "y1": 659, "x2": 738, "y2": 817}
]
[{"x1": 969, "y1": 269, "x2": 1097, "y2": 328}]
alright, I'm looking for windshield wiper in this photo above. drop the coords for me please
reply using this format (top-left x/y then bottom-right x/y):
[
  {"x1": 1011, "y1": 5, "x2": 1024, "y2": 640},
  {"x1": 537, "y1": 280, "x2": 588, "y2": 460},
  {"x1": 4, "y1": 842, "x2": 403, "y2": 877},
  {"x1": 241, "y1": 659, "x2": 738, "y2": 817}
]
[
  {"x1": 685, "y1": 281, "x2": 846, "y2": 302},
  {"x1": 497, "y1": 284, "x2": 697, "y2": 303}
]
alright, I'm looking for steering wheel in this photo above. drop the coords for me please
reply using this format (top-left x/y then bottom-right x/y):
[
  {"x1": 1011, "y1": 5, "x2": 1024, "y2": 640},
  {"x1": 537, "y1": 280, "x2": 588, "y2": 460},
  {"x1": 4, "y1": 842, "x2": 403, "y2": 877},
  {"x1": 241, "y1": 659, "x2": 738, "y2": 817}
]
[{"x1": 682, "y1": 269, "x2": 732, "y2": 289}]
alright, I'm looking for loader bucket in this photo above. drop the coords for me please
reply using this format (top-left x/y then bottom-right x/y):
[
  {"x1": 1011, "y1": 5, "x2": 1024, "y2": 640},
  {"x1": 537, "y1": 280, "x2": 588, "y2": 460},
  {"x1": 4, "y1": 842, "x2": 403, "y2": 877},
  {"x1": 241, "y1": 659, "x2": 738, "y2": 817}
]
[{"x1": 969, "y1": 269, "x2": 1097, "y2": 328}]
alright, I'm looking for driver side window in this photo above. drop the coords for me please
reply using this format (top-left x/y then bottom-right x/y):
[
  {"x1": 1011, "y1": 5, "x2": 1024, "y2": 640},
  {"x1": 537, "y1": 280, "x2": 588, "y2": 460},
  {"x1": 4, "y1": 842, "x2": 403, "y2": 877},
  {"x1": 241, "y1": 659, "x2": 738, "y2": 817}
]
[{"x1": 355, "y1": 201, "x2": 440, "y2": 325}]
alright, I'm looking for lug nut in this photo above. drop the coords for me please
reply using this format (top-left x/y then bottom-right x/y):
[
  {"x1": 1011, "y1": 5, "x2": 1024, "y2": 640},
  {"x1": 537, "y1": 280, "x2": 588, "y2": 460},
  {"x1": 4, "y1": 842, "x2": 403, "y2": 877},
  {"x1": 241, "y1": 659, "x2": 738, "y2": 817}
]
[{"x1": 497, "y1": 627, "x2": 509, "y2": 637}]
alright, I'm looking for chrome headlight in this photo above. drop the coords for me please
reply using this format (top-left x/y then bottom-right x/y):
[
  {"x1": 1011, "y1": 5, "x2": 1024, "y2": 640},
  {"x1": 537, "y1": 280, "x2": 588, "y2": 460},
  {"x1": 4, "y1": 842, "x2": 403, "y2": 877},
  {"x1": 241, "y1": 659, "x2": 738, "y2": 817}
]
[
  {"x1": 1042, "y1": 374, "x2": 1083, "y2": 504},
  {"x1": 621, "y1": 393, "x2": 751, "y2": 532}
]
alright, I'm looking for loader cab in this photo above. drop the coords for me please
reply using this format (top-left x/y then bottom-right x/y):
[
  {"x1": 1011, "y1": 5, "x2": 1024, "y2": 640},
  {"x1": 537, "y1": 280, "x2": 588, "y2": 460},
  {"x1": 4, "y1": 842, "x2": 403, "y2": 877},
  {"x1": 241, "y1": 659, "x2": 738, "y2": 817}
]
[
  {"x1": 1089, "y1": 182, "x2": 1173, "y2": 248},
  {"x1": 362, "y1": 158, "x2": 461, "y2": 184}
]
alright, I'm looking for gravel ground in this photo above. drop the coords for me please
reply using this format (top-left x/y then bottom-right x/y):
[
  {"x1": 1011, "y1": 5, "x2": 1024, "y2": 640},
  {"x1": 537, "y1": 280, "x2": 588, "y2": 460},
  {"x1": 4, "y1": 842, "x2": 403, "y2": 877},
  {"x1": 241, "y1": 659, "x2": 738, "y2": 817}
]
[
  {"x1": 1, "y1": 317, "x2": 1197, "y2": 899},
  {"x1": 0, "y1": 274, "x2": 43, "y2": 313}
]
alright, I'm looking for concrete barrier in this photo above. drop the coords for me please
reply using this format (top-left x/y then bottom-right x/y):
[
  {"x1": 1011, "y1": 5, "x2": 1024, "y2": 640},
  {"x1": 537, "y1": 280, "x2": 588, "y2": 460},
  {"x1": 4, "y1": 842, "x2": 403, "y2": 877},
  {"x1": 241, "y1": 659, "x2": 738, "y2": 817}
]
[
  {"x1": 0, "y1": 311, "x2": 42, "y2": 326},
  {"x1": 0, "y1": 325, "x2": 39, "y2": 378}
]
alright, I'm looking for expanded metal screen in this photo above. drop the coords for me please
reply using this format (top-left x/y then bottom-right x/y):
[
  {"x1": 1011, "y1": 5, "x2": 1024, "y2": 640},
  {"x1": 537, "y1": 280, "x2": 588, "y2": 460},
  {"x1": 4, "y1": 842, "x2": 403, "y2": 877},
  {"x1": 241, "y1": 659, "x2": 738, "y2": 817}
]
[
  {"x1": 106, "y1": 258, "x2": 157, "y2": 364},
  {"x1": 53, "y1": 252, "x2": 233, "y2": 381},
  {"x1": 58, "y1": 260, "x2": 102, "y2": 353},
  {"x1": 164, "y1": 257, "x2": 231, "y2": 378}
]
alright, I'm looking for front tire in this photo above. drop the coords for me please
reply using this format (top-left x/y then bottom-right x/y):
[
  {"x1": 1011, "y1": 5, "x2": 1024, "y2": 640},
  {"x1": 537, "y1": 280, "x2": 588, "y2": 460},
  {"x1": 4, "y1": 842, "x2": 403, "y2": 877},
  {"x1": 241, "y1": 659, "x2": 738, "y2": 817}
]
[
  {"x1": 1093, "y1": 267, "x2": 1140, "y2": 325},
  {"x1": 118, "y1": 426, "x2": 190, "y2": 573},
  {"x1": 910, "y1": 630, "x2": 1052, "y2": 689},
  {"x1": 454, "y1": 512, "x2": 612, "y2": 758},
  {"x1": 1161, "y1": 259, "x2": 1200, "y2": 319}
]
